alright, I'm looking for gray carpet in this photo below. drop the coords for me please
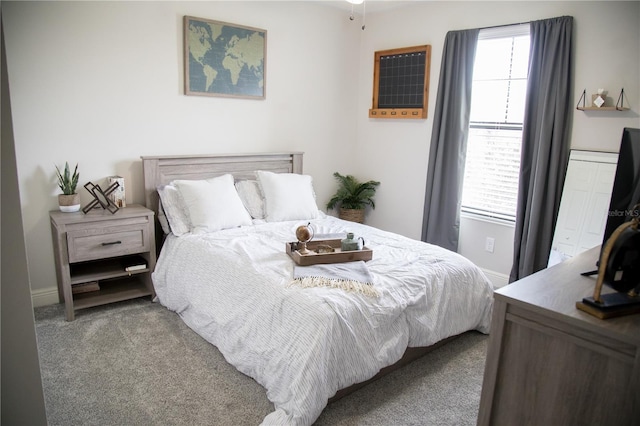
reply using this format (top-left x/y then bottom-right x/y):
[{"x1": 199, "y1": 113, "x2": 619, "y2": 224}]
[{"x1": 34, "y1": 299, "x2": 488, "y2": 425}]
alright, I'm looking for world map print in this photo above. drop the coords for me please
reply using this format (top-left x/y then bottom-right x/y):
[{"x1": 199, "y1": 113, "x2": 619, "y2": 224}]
[{"x1": 185, "y1": 17, "x2": 266, "y2": 98}]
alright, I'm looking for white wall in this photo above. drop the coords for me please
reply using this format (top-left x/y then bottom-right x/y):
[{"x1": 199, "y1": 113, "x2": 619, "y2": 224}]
[
  {"x1": 355, "y1": 1, "x2": 640, "y2": 285},
  {"x1": 3, "y1": 1, "x2": 640, "y2": 302},
  {"x1": 3, "y1": 1, "x2": 362, "y2": 301}
]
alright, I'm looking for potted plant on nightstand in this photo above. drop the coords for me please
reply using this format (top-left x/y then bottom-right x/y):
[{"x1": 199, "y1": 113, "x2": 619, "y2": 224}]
[
  {"x1": 55, "y1": 162, "x2": 80, "y2": 212},
  {"x1": 326, "y1": 172, "x2": 380, "y2": 223}
]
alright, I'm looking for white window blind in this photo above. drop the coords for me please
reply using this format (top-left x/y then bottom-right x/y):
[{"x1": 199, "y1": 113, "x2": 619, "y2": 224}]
[{"x1": 461, "y1": 25, "x2": 530, "y2": 222}]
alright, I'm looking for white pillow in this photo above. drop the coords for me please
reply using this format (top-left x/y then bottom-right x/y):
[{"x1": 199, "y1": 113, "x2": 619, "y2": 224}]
[
  {"x1": 256, "y1": 170, "x2": 319, "y2": 222},
  {"x1": 174, "y1": 174, "x2": 252, "y2": 233},
  {"x1": 157, "y1": 184, "x2": 191, "y2": 236},
  {"x1": 157, "y1": 201, "x2": 171, "y2": 235},
  {"x1": 235, "y1": 179, "x2": 265, "y2": 219}
]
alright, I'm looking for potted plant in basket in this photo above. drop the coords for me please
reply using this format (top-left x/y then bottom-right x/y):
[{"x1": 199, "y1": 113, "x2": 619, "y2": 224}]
[
  {"x1": 55, "y1": 162, "x2": 80, "y2": 212},
  {"x1": 326, "y1": 172, "x2": 380, "y2": 223}
]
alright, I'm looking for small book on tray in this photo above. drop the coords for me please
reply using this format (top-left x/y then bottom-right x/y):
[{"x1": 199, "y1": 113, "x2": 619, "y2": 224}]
[{"x1": 121, "y1": 255, "x2": 147, "y2": 272}]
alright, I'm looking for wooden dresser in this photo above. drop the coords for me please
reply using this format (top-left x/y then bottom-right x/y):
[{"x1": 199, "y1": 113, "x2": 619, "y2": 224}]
[{"x1": 477, "y1": 247, "x2": 640, "y2": 426}]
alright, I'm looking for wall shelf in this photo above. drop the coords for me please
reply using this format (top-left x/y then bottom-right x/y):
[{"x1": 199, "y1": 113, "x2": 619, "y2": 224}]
[
  {"x1": 577, "y1": 107, "x2": 629, "y2": 111},
  {"x1": 576, "y1": 88, "x2": 630, "y2": 111}
]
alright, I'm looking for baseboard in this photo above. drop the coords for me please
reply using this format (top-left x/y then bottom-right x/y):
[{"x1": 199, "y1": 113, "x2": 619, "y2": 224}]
[
  {"x1": 31, "y1": 286, "x2": 60, "y2": 308},
  {"x1": 482, "y1": 269, "x2": 510, "y2": 289}
]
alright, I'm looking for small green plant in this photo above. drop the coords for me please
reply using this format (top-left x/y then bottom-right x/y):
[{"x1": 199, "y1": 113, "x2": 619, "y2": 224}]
[
  {"x1": 326, "y1": 172, "x2": 380, "y2": 210},
  {"x1": 55, "y1": 162, "x2": 79, "y2": 195}
]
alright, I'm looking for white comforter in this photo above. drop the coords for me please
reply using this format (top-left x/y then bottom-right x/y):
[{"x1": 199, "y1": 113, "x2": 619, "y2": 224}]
[{"x1": 152, "y1": 216, "x2": 494, "y2": 425}]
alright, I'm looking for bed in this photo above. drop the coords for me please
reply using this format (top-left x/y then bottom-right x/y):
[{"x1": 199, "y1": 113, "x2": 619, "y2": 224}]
[{"x1": 142, "y1": 152, "x2": 494, "y2": 425}]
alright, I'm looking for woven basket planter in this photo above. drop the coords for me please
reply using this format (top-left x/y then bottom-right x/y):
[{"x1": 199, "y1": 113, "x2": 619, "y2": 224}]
[
  {"x1": 339, "y1": 208, "x2": 365, "y2": 224},
  {"x1": 58, "y1": 193, "x2": 81, "y2": 213}
]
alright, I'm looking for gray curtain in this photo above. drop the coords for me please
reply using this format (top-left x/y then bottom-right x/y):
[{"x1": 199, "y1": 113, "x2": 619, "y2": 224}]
[
  {"x1": 421, "y1": 29, "x2": 479, "y2": 251},
  {"x1": 510, "y1": 16, "x2": 574, "y2": 282}
]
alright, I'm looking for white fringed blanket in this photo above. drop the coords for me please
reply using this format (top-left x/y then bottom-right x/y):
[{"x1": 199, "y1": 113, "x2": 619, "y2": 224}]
[{"x1": 291, "y1": 261, "x2": 379, "y2": 297}]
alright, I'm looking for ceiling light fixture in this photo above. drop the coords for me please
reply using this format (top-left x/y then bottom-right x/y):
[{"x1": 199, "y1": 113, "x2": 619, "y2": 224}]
[{"x1": 346, "y1": 0, "x2": 366, "y2": 30}]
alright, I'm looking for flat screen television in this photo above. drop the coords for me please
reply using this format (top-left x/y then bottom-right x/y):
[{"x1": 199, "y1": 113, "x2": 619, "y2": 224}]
[
  {"x1": 593, "y1": 127, "x2": 640, "y2": 292},
  {"x1": 602, "y1": 127, "x2": 640, "y2": 244}
]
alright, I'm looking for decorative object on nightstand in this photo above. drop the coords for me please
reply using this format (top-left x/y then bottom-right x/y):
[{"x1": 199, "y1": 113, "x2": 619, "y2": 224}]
[
  {"x1": 326, "y1": 172, "x2": 380, "y2": 224},
  {"x1": 49, "y1": 204, "x2": 156, "y2": 321},
  {"x1": 107, "y1": 175, "x2": 126, "y2": 208},
  {"x1": 82, "y1": 181, "x2": 120, "y2": 214},
  {"x1": 55, "y1": 162, "x2": 81, "y2": 212}
]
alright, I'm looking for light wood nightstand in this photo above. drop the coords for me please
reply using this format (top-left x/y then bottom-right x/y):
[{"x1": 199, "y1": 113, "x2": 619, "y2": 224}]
[{"x1": 49, "y1": 204, "x2": 156, "y2": 321}]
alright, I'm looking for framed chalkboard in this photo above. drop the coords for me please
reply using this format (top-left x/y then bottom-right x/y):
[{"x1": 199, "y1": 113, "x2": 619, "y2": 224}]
[{"x1": 369, "y1": 45, "x2": 431, "y2": 119}]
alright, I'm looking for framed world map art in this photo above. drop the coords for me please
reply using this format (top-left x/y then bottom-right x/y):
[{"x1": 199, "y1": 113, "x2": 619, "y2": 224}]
[{"x1": 184, "y1": 16, "x2": 266, "y2": 99}]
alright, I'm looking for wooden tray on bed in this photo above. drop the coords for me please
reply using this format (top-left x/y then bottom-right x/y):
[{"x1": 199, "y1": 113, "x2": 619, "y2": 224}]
[{"x1": 286, "y1": 239, "x2": 373, "y2": 266}]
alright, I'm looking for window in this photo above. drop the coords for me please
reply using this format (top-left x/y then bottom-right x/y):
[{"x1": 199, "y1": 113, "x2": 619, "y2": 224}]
[{"x1": 461, "y1": 25, "x2": 530, "y2": 222}]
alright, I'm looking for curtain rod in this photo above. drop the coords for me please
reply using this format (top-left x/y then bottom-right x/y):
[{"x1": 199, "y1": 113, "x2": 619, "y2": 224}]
[
  {"x1": 478, "y1": 15, "x2": 572, "y2": 31},
  {"x1": 478, "y1": 20, "x2": 530, "y2": 31}
]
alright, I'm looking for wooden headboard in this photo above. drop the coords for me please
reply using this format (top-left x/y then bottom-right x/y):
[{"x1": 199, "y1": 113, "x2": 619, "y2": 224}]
[{"x1": 141, "y1": 152, "x2": 303, "y2": 224}]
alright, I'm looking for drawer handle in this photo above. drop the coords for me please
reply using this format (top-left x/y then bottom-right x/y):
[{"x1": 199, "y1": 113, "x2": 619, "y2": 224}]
[{"x1": 101, "y1": 240, "x2": 122, "y2": 246}]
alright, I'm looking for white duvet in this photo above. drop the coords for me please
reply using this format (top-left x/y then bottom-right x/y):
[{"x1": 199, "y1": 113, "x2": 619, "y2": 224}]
[{"x1": 152, "y1": 215, "x2": 494, "y2": 425}]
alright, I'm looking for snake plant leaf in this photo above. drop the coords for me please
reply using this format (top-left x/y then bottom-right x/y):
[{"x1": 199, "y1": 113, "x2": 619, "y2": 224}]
[{"x1": 55, "y1": 162, "x2": 80, "y2": 195}]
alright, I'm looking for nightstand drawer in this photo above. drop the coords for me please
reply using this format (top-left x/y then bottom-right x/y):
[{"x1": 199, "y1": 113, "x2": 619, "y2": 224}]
[{"x1": 67, "y1": 221, "x2": 150, "y2": 263}]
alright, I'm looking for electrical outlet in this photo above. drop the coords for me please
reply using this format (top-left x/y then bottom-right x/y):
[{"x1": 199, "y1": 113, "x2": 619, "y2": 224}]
[{"x1": 485, "y1": 237, "x2": 495, "y2": 253}]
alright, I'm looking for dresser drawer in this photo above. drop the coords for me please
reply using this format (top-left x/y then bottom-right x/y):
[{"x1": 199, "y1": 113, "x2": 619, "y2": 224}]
[{"x1": 66, "y1": 219, "x2": 151, "y2": 263}]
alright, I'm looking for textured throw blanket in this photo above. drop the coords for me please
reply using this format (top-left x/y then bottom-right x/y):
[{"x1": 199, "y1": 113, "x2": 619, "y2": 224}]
[{"x1": 290, "y1": 261, "x2": 379, "y2": 297}]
